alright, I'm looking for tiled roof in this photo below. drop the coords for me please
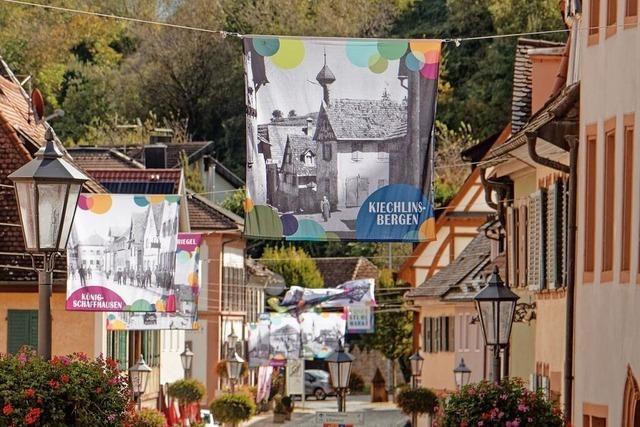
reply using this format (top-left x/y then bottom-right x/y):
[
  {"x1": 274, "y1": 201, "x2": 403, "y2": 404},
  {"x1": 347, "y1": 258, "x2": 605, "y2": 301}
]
[
  {"x1": 122, "y1": 141, "x2": 214, "y2": 168},
  {"x1": 406, "y1": 232, "x2": 491, "y2": 298},
  {"x1": 322, "y1": 98, "x2": 406, "y2": 140},
  {"x1": 283, "y1": 134, "x2": 316, "y2": 176},
  {"x1": 511, "y1": 38, "x2": 566, "y2": 134},
  {"x1": 187, "y1": 191, "x2": 242, "y2": 231},
  {"x1": 88, "y1": 169, "x2": 182, "y2": 194},
  {"x1": 246, "y1": 258, "x2": 283, "y2": 287},
  {"x1": 67, "y1": 147, "x2": 144, "y2": 170},
  {"x1": 315, "y1": 257, "x2": 379, "y2": 288},
  {"x1": 258, "y1": 123, "x2": 310, "y2": 167}
]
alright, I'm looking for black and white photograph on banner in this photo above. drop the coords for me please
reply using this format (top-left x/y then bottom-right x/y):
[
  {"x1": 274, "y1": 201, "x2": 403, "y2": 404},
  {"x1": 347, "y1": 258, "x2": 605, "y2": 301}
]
[
  {"x1": 65, "y1": 194, "x2": 181, "y2": 312},
  {"x1": 244, "y1": 37, "x2": 440, "y2": 241},
  {"x1": 248, "y1": 314, "x2": 271, "y2": 368},
  {"x1": 269, "y1": 313, "x2": 301, "y2": 361}
]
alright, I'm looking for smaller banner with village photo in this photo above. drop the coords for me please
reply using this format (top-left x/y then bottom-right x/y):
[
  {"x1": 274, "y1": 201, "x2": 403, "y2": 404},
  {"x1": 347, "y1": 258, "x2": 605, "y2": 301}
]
[
  {"x1": 243, "y1": 36, "x2": 441, "y2": 242},
  {"x1": 106, "y1": 233, "x2": 203, "y2": 329},
  {"x1": 65, "y1": 194, "x2": 181, "y2": 312}
]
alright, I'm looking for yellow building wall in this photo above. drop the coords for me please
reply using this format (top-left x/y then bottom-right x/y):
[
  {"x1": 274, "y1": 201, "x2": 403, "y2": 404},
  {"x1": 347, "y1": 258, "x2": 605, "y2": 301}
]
[{"x1": 0, "y1": 292, "x2": 96, "y2": 356}]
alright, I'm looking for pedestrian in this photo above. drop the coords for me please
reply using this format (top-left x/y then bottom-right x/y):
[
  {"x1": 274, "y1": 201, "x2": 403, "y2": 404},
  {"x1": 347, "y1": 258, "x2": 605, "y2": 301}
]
[
  {"x1": 320, "y1": 195, "x2": 331, "y2": 222},
  {"x1": 79, "y1": 267, "x2": 86, "y2": 287},
  {"x1": 87, "y1": 266, "x2": 92, "y2": 279}
]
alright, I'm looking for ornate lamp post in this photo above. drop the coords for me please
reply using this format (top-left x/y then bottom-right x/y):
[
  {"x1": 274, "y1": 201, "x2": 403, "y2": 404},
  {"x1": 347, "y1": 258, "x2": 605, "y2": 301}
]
[
  {"x1": 227, "y1": 327, "x2": 238, "y2": 354},
  {"x1": 474, "y1": 266, "x2": 519, "y2": 383},
  {"x1": 226, "y1": 351, "x2": 244, "y2": 393},
  {"x1": 180, "y1": 344, "x2": 194, "y2": 379},
  {"x1": 129, "y1": 355, "x2": 152, "y2": 410},
  {"x1": 8, "y1": 128, "x2": 88, "y2": 359},
  {"x1": 409, "y1": 351, "x2": 424, "y2": 388},
  {"x1": 326, "y1": 341, "x2": 354, "y2": 412},
  {"x1": 453, "y1": 358, "x2": 472, "y2": 390}
]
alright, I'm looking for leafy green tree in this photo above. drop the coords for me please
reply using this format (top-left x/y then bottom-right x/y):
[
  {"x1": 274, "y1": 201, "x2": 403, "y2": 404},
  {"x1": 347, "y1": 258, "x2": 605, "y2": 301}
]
[
  {"x1": 179, "y1": 150, "x2": 205, "y2": 193},
  {"x1": 259, "y1": 245, "x2": 324, "y2": 288},
  {"x1": 221, "y1": 187, "x2": 246, "y2": 218}
]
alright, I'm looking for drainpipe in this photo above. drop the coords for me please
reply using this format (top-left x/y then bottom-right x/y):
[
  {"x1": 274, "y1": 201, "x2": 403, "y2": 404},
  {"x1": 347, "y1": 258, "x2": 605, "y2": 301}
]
[
  {"x1": 479, "y1": 169, "x2": 513, "y2": 227},
  {"x1": 525, "y1": 131, "x2": 577, "y2": 422}
]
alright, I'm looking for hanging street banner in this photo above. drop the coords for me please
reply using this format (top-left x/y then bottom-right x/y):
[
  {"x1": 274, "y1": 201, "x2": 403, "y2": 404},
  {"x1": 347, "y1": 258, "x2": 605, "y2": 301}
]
[
  {"x1": 272, "y1": 279, "x2": 376, "y2": 313},
  {"x1": 346, "y1": 305, "x2": 375, "y2": 333},
  {"x1": 248, "y1": 311, "x2": 348, "y2": 367},
  {"x1": 106, "y1": 233, "x2": 203, "y2": 330},
  {"x1": 300, "y1": 311, "x2": 347, "y2": 359},
  {"x1": 248, "y1": 314, "x2": 271, "y2": 368},
  {"x1": 243, "y1": 36, "x2": 441, "y2": 242},
  {"x1": 65, "y1": 194, "x2": 181, "y2": 312}
]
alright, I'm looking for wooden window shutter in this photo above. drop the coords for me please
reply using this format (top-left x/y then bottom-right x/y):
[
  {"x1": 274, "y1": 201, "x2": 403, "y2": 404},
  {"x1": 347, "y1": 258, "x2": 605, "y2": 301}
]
[
  {"x1": 7, "y1": 310, "x2": 38, "y2": 354},
  {"x1": 527, "y1": 190, "x2": 547, "y2": 290},
  {"x1": 546, "y1": 182, "x2": 563, "y2": 289},
  {"x1": 425, "y1": 318, "x2": 432, "y2": 353},
  {"x1": 561, "y1": 177, "x2": 570, "y2": 287},
  {"x1": 518, "y1": 204, "x2": 528, "y2": 287},
  {"x1": 448, "y1": 316, "x2": 455, "y2": 352},
  {"x1": 440, "y1": 317, "x2": 448, "y2": 352},
  {"x1": 506, "y1": 206, "x2": 517, "y2": 285},
  {"x1": 422, "y1": 317, "x2": 427, "y2": 352},
  {"x1": 434, "y1": 317, "x2": 440, "y2": 353}
]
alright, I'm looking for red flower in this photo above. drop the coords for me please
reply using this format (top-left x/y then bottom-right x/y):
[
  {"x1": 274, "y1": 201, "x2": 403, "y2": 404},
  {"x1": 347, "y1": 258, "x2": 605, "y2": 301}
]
[
  {"x1": 24, "y1": 388, "x2": 36, "y2": 398},
  {"x1": 96, "y1": 387, "x2": 102, "y2": 394},
  {"x1": 2, "y1": 404, "x2": 13, "y2": 415},
  {"x1": 60, "y1": 374, "x2": 70, "y2": 383},
  {"x1": 24, "y1": 407, "x2": 41, "y2": 425},
  {"x1": 48, "y1": 379, "x2": 59, "y2": 389}
]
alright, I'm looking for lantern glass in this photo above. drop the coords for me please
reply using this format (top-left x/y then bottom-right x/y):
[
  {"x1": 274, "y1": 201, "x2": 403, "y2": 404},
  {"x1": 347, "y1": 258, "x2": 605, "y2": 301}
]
[
  {"x1": 180, "y1": 346, "x2": 194, "y2": 371},
  {"x1": 129, "y1": 355, "x2": 152, "y2": 395},
  {"x1": 226, "y1": 352, "x2": 244, "y2": 380},
  {"x1": 453, "y1": 358, "x2": 472, "y2": 389},
  {"x1": 328, "y1": 357, "x2": 352, "y2": 389},
  {"x1": 57, "y1": 183, "x2": 81, "y2": 250},
  {"x1": 409, "y1": 351, "x2": 424, "y2": 377},
  {"x1": 36, "y1": 183, "x2": 67, "y2": 249},
  {"x1": 15, "y1": 181, "x2": 37, "y2": 251}
]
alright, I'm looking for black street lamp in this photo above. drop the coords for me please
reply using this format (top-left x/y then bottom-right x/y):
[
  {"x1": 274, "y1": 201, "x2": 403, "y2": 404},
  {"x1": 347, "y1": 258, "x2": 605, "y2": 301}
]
[
  {"x1": 453, "y1": 358, "x2": 472, "y2": 390},
  {"x1": 409, "y1": 351, "x2": 424, "y2": 388},
  {"x1": 227, "y1": 327, "x2": 238, "y2": 355},
  {"x1": 8, "y1": 128, "x2": 88, "y2": 360},
  {"x1": 129, "y1": 354, "x2": 152, "y2": 410},
  {"x1": 180, "y1": 345, "x2": 194, "y2": 379},
  {"x1": 226, "y1": 351, "x2": 244, "y2": 393},
  {"x1": 474, "y1": 266, "x2": 519, "y2": 383},
  {"x1": 326, "y1": 341, "x2": 354, "y2": 412}
]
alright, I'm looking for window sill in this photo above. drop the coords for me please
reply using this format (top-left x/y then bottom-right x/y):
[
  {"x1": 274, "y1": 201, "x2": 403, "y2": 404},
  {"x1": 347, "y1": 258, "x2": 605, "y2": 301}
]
[
  {"x1": 621, "y1": 270, "x2": 630, "y2": 283},
  {"x1": 584, "y1": 271, "x2": 594, "y2": 283},
  {"x1": 601, "y1": 270, "x2": 614, "y2": 283},
  {"x1": 624, "y1": 15, "x2": 638, "y2": 29},
  {"x1": 606, "y1": 25, "x2": 617, "y2": 38},
  {"x1": 588, "y1": 32, "x2": 600, "y2": 46}
]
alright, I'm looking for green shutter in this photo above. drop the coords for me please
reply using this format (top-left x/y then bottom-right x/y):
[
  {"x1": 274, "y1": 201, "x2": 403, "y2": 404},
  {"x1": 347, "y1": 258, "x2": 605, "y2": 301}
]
[{"x1": 7, "y1": 310, "x2": 38, "y2": 354}]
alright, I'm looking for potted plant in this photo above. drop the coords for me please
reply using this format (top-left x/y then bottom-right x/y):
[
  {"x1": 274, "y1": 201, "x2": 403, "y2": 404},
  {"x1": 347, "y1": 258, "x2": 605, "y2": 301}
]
[
  {"x1": 131, "y1": 408, "x2": 167, "y2": 427},
  {"x1": 281, "y1": 395, "x2": 294, "y2": 420},
  {"x1": 272, "y1": 394, "x2": 287, "y2": 423},
  {"x1": 396, "y1": 386, "x2": 438, "y2": 421},
  {"x1": 167, "y1": 378, "x2": 205, "y2": 425},
  {"x1": 210, "y1": 392, "x2": 256, "y2": 427},
  {"x1": 437, "y1": 378, "x2": 565, "y2": 426}
]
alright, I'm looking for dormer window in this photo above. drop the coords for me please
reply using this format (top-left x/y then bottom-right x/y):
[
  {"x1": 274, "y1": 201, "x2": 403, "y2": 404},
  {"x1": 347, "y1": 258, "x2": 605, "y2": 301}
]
[{"x1": 303, "y1": 151, "x2": 316, "y2": 167}]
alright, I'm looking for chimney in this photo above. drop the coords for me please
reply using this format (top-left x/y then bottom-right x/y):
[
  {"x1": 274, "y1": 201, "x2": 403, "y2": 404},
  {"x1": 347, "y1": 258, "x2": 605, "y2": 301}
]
[
  {"x1": 304, "y1": 117, "x2": 314, "y2": 136},
  {"x1": 144, "y1": 129, "x2": 172, "y2": 168}
]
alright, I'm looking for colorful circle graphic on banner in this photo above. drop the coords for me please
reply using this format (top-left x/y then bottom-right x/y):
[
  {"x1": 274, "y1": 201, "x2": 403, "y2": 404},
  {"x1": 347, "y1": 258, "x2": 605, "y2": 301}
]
[
  {"x1": 346, "y1": 40, "x2": 378, "y2": 68},
  {"x1": 286, "y1": 219, "x2": 325, "y2": 241},
  {"x1": 368, "y1": 53, "x2": 388, "y2": 74},
  {"x1": 176, "y1": 250, "x2": 191, "y2": 265},
  {"x1": 280, "y1": 214, "x2": 298, "y2": 236},
  {"x1": 134, "y1": 195, "x2": 150, "y2": 207},
  {"x1": 355, "y1": 184, "x2": 434, "y2": 241},
  {"x1": 377, "y1": 40, "x2": 408, "y2": 60},
  {"x1": 271, "y1": 39, "x2": 305, "y2": 69},
  {"x1": 78, "y1": 195, "x2": 111, "y2": 214},
  {"x1": 253, "y1": 38, "x2": 280, "y2": 56}
]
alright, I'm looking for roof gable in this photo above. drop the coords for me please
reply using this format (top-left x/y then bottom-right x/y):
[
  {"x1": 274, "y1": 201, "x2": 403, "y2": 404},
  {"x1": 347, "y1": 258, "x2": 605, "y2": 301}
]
[{"x1": 319, "y1": 98, "x2": 407, "y2": 140}]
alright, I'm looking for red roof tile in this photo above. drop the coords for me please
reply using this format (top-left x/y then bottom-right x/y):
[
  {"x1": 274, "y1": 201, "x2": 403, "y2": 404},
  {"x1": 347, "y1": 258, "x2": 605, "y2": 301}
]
[{"x1": 187, "y1": 191, "x2": 242, "y2": 231}]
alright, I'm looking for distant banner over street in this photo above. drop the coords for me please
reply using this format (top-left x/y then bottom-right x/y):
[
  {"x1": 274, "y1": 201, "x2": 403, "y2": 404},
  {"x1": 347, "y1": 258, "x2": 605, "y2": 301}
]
[
  {"x1": 106, "y1": 233, "x2": 203, "y2": 329},
  {"x1": 65, "y1": 194, "x2": 181, "y2": 312},
  {"x1": 243, "y1": 36, "x2": 441, "y2": 242}
]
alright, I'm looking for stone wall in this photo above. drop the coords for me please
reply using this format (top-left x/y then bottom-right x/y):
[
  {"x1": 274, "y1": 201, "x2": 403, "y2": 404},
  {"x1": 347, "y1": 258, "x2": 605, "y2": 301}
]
[{"x1": 348, "y1": 346, "x2": 405, "y2": 389}]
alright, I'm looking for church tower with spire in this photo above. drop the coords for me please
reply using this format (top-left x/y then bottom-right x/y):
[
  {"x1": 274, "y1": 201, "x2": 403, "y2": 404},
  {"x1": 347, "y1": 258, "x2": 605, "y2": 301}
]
[{"x1": 316, "y1": 50, "x2": 336, "y2": 105}]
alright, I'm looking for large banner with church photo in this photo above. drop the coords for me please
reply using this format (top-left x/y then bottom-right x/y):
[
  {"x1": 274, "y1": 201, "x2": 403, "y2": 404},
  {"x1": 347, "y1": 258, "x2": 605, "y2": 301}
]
[
  {"x1": 243, "y1": 36, "x2": 441, "y2": 242},
  {"x1": 65, "y1": 194, "x2": 181, "y2": 312},
  {"x1": 105, "y1": 233, "x2": 202, "y2": 330}
]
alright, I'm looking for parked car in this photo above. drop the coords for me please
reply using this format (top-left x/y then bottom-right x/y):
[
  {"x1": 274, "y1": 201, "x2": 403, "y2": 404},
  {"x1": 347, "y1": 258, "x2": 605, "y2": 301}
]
[
  {"x1": 200, "y1": 409, "x2": 220, "y2": 427},
  {"x1": 304, "y1": 369, "x2": 335, "y2": 400}
]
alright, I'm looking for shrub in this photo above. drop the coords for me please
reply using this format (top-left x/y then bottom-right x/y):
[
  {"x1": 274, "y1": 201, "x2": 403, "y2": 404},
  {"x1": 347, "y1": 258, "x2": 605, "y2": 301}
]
[
  {"x1": 167, "y1": 378, "x2": 205, "y2": 404},
  {"x1": 436, "y1": 378, "x2": 565, "y2": 427},
  {"x1": 131, "y1": 408, "x2": 166, "y2": 427},
  {"x1": 396, "y1": 387, "x2": 438, "y2": 416},
  {"x1": 349, "y1": 371, "x2": 365, "y2": 392},
  {"x1": 210, "y1": 393, "x2": 256, "y2": 427},
  {"x1": 0, "y1": 348, "x2": 133, "y2": 426}
]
